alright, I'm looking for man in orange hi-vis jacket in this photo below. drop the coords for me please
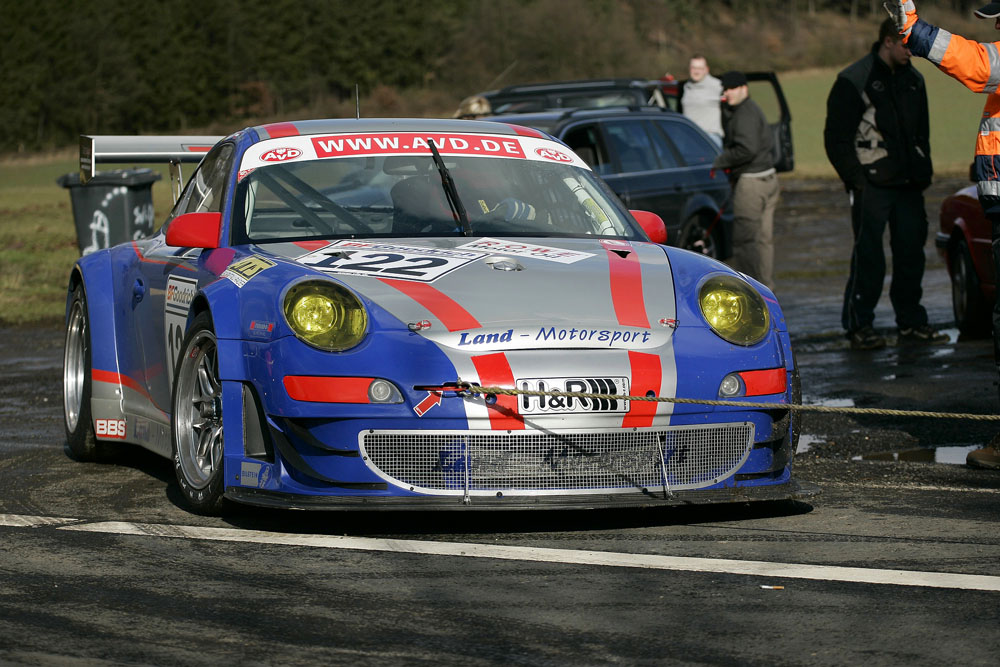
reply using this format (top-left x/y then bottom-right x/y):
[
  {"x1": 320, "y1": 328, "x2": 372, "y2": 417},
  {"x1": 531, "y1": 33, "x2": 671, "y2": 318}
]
[{"x1": 888, "y1": 0, "x2": 1000, "y2": 468}]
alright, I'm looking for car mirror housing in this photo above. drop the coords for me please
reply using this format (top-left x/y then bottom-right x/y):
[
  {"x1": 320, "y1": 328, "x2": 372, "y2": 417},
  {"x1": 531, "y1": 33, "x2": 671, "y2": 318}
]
[
  {"x1": 630, "y1": 210, "x2": 667, "y2": 244},
  {"x1": 165, "y1": 212, "x2": 223, "y2": 249}
]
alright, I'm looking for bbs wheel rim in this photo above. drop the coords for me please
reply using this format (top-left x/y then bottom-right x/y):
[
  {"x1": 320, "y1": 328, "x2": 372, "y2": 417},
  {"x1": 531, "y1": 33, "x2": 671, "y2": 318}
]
[
  {"x1": 63, "y1": 299, "x2": 86, "y2": 433},
  {"x1": 175, "y1": 329, "x2": 223, "y2": 489}
]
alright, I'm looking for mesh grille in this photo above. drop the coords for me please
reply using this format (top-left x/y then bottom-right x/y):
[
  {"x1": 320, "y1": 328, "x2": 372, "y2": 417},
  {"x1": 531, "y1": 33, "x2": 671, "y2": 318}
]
[{"x1": 361, "y1": 423, "x2": 754, "y2": 494}]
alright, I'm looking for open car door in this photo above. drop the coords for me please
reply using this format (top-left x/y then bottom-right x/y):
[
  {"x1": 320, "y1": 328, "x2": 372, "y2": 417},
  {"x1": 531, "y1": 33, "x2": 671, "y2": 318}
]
[
  {"x1": 746, "y1": 71, "x2": 794, "y2": 173},
  {"x1": 675, "y1": 71, "x2": 794, "y2": 173}
]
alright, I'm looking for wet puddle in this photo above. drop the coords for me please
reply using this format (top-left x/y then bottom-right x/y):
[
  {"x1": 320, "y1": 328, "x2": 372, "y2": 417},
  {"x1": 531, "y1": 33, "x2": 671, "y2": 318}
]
[
  {"x1": 797, "y1": 433, "x2": 976, "y2": 464},
  {"x1": 851, "y1": 445, "x2": 977, "y2": 465}
]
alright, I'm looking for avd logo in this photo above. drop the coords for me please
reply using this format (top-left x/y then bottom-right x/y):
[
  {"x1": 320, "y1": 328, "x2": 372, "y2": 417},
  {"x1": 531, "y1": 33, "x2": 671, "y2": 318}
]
[{"x1": 260, "y1": 147, "x2": 302, "y2": 162}]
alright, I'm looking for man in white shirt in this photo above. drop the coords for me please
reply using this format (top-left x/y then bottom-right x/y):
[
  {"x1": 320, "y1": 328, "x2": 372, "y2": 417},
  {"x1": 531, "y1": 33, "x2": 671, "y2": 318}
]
[{"x1": 680, "y1": 55, "x2": 724, "y2": 146}]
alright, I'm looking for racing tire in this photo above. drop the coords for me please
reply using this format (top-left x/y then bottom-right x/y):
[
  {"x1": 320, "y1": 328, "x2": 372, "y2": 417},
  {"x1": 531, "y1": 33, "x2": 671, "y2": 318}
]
[
  {"x1": 63, "y1": 284, "x2": 113, "y2": 461},
  {"x1": 678, "y1": 214, "x2": 719, "y2": 259},
  {"x1": 950, "y1": 238, "x2": 990, "y2": 338},
  {"x1": 171, "y1": 311, "x2": 229, "y2": 515}
]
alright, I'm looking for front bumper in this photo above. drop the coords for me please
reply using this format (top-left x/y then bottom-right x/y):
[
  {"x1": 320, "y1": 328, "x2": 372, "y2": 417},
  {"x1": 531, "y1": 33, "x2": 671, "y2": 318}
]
[{"x1": 226, "y1": 477, "x2": 819, "y2": 510}]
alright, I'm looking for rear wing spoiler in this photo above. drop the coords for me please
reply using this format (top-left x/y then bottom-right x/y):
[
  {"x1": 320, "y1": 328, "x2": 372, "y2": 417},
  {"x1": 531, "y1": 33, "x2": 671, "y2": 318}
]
[{"x1": 80, "y1": 134, "x2": 224, "y2": 200}]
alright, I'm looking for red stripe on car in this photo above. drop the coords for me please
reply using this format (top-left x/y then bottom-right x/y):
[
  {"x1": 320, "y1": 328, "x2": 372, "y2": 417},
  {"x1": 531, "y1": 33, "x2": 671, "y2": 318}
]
[
  {"x1": 739, "y1": 368, "x2": 787, "y2": 396},
  {"x1": 622, "y1": 351, "x2": 661, "y2": 428},
  {"x1": 601, "y1": 241, "x2": 650, "y2": 328},
  {"x1": 471, "y1": 353, "x2": 524, "y2": 430},
  {"x1": 260, "y1": 122, "x2": 300, "y2": 138},
  {"x1": 283, "y1": 376, "x2": 372, "y2": 403},
  {"x1": 292, "y1": 240, "x2": 330, "y2": 252},
  {"x1": 378, "y1": 278, "x2": 481, "y2": 332},
  {"x1": 92, "y1": 369, "x2": 151, "y2": 402},
  {"x1": 507, "y1": 123, "x2": 545, "y2": 139},
  {"x1": 131, "y1": 242, "x2": 197, "y2": 271}
]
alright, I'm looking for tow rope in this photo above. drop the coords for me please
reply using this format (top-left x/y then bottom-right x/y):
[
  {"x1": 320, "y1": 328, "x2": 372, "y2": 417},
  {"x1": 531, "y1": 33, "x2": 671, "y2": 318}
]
[{"x1": 452, "y1": 382, "x2": 1000, "y2": 421}]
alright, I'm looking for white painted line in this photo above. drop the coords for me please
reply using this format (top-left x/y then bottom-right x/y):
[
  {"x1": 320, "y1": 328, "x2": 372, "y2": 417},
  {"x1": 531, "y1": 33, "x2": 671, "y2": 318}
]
[
  {"x1": 59, "y1": 520, "x2": 1000, "y2": 592},
  {"x1": 0, "y1": 513, "x2": 80, "y2": 527}
]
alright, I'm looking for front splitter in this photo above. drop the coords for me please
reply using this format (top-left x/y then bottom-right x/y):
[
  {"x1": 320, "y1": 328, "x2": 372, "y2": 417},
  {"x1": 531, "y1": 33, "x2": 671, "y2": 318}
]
[{"x1": 226, "y1": 479, "x2": 820, "y2": 511}]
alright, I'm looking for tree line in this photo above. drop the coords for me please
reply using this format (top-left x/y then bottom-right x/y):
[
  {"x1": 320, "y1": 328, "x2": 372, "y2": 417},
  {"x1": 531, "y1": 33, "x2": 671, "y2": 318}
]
[{"x1": 0, "y1": 0, "x2": 984, "y2": 153}]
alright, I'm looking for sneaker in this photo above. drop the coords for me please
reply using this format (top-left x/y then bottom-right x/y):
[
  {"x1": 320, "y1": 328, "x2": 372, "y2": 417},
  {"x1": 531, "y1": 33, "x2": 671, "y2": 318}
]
[
  {"x1": 847, "y1": 325, "x2": 886, "y2": 350},
  {"x1": 967, "y1": 434, "x2": 1000, "y2": 469},
  {"x1": 897, "y1": 324, "x2": 949, "y2": 344}
]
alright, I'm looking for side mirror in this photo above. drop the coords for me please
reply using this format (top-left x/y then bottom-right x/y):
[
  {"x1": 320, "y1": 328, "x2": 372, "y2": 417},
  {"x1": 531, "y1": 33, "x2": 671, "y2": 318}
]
[
  {"x1": 165, "y1": 212, "x2": 223, "y2": 249},
  {"x1": 630, "y1": 210, "x2": 667, "y2": 244}
]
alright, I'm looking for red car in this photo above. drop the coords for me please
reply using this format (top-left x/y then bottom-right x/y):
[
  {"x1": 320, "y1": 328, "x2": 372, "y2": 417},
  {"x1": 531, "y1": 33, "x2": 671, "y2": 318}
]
[{"x1": 937, "y1": 183, "x2": 995, "y2": 336}]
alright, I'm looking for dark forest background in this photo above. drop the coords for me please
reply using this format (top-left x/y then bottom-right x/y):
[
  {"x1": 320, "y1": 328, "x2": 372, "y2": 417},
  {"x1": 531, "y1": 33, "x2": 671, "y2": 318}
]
[{"x1": 0, "y1": 0, "x2": 990, "y2": 153}]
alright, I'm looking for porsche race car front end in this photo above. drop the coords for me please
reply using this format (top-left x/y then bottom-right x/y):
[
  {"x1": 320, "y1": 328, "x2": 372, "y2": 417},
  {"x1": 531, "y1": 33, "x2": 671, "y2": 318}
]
[{"x1": 214, "y1": 241, "x2": 805, "y2": 510}]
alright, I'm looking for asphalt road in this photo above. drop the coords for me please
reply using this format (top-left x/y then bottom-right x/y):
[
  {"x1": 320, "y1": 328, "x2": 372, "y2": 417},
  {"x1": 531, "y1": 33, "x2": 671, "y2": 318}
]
[{"x1": 1, "y1": 177, "x2": 999, "y2": 666}]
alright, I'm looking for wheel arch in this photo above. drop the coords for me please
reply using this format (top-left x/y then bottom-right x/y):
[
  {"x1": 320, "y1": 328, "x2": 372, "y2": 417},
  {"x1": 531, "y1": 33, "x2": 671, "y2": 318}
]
[
  {"x1": 944, "y1": 222, "x2": 976, "y2": 275},
  {"x1": 188, "y1": 278, "x2": 242, "y2": 340},
  {"x1": 67, "y1": 252, "x2": 123, "y2": 375},
  {"x1": 679, "y1": 192, "x2": 722, "y2": 223},
  {"x1": 679, "y1": 194, "x2": 733, "y2": 260}
]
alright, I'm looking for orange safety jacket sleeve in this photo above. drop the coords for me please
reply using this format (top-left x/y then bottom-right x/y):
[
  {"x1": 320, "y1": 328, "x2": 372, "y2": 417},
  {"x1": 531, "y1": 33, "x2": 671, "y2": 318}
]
[
  {"x1": 906, "y1": 13, "x2": 1000, "y2": 205},
  {"x1": 906, "y1": 18, "x2": 1000, "y2": 94}
]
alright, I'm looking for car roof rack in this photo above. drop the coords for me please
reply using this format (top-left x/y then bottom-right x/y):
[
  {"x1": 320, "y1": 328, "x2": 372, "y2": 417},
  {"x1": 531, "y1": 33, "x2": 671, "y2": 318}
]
[
  {"x1": 555, "y1": 105, "x2": 673, "y2": 121},
  {"x1": 486, "y1": 78, "x2": 663, "y2": 96}
]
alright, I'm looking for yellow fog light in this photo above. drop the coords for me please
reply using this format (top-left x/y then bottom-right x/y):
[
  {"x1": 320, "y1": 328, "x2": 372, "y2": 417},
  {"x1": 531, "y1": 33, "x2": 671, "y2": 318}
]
[
  {"x1": 283, "y1": 281, "x2": 367, "y2": 351},
  {"x1": 698, "y1": 275, "x2": 769, "y2": 346}
]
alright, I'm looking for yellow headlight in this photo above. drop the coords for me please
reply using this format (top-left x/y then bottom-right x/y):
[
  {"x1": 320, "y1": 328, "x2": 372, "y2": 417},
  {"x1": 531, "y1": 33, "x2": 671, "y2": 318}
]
[
  {"x1": 283, "y1": 281, "x2": 367, "y2": 351},
  {"x1": 698, "y1": 275, "x2": 769, "y2": 345}
]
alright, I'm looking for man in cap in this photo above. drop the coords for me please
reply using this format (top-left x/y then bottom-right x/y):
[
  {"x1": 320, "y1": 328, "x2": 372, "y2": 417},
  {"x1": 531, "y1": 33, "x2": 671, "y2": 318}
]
[
  {"x1": 712, "y1": 70, "x2": 780, "y2": 289},
  {"x1": 824, "y1": 17, "x2": 943, "y2": 352},
  {"x1": 886, "y1": 0, "x2": 1000, "y2": 469}
]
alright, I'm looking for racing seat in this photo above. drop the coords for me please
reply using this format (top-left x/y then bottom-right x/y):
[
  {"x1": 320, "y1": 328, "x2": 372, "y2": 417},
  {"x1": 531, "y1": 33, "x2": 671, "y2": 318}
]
[{"x1": 389, "y1": 175, "x2": 455, "y2": 235}]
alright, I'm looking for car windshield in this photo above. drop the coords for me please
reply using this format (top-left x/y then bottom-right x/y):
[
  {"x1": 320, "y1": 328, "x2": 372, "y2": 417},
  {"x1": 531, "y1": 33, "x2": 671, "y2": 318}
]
[{"x1": 233, "y1": 142, "x2": 640, "y2": 243}]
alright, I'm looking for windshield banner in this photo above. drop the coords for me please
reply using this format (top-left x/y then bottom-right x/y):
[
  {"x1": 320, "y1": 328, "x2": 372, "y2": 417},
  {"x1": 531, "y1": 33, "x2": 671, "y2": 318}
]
[{"x1": 241, "y1": 132, "x2": 591, "y2": 171}]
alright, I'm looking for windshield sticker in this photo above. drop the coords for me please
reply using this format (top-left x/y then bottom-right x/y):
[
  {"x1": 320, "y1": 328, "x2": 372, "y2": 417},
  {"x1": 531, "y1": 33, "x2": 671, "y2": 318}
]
[
  {"x1": 260, "y1": 147, "x2": 302, "y2": 162},
  {"x1": 534, "y1": 147, "x2": 574, "y2": 163},
  {"x1": 241, "y1": 133, "x2": 592, "y2": 170},
  {"x1": 313, "y1": 133, "x2": 525, "y2": 159},
  {"x1": 222, "y1": 256, "x2": 276, "y2": 287},
  {"x1": 456, "y1": 238, "x2": 594, "y2": 264},
  {"x1": 296, "y1": 240, "x2": 484, "y2": 283}
]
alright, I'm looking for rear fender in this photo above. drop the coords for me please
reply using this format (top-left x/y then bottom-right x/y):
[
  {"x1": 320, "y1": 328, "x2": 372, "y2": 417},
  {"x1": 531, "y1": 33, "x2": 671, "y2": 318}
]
[
  {"x1": 68, "y1": 249, "x2": 142, "y2": 433},
  {"x1": 69, "y1": 250, "x2": 123, "y2": 379}
]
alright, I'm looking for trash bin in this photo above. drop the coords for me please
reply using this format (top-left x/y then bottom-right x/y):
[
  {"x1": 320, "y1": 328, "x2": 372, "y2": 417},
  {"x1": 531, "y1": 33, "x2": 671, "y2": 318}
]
[{"x1": 57, "y1": 168, "x2": 162, "y2": 255}]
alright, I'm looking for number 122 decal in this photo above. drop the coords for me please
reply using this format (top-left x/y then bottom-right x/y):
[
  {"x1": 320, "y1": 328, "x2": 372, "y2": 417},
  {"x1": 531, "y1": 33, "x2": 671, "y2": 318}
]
[
  {"x1": 296, "y1": 240, "x2": 483, "y2": 283},
  {"x1": 164, "y1": 275, "x2": 199, "y2": 386}
]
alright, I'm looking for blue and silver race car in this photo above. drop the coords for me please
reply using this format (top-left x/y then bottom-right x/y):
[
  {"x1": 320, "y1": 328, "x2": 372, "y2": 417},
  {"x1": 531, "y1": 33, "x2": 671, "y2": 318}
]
[{"x1": 63, "y1": 118, "x2": 806, "y2": 514}]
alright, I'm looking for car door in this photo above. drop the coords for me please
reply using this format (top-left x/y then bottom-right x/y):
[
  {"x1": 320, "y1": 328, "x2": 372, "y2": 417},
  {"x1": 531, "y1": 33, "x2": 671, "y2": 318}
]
[
  {"x1": 651, "y1": 117, "x2": 729, "y2": 213},
  {"x1": 591, "y1": 118, "x2": 686, "y2": 232},
  {"x1": 130, "y1": 143, "x2": 235, "y2": 411},
  {"x1": 746, "y1": 72, "x2": 794, "y2": 172}
]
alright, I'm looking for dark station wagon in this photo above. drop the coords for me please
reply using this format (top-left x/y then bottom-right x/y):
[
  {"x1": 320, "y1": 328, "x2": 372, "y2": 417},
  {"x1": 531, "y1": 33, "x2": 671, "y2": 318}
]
[
  {"x1": 475, "y1": 74, "x2": 793, "y2": 259},
  {"x1": 484, "y1": 107, "x2": 735, "y2": 258}
]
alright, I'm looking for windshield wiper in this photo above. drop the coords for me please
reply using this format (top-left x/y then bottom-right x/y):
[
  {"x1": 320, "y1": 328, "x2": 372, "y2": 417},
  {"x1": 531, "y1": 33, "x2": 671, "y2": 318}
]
[{"x1": 427, "y1": 139, "x2": 472, "y2": 236}]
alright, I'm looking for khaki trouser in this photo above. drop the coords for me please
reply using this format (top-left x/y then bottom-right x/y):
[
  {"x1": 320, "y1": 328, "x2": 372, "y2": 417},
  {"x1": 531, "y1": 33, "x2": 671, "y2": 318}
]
[{"x1": 728, "y1": 172, "x2": 780, "y2": 288}]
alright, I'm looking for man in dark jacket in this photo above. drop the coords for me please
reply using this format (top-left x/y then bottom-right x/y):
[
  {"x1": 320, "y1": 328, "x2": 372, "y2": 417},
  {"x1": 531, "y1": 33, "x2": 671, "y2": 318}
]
[
  {"x1": 713, "y1": 70, "x2": 779, "y2": 288},
  {"x1": 824, "y1": 17, "x2": 946, "y2": 350}
]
